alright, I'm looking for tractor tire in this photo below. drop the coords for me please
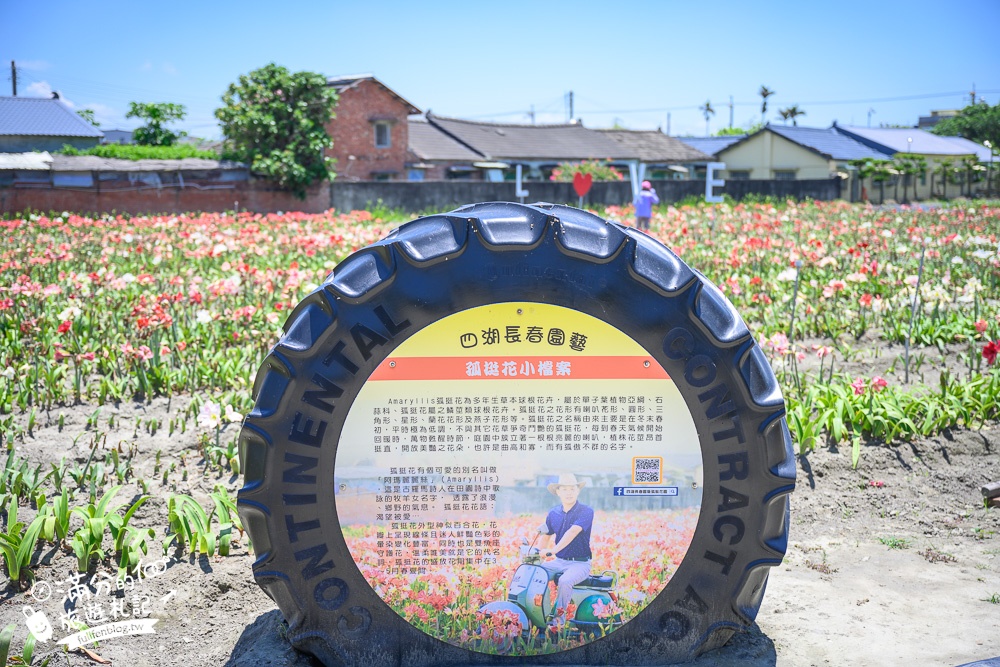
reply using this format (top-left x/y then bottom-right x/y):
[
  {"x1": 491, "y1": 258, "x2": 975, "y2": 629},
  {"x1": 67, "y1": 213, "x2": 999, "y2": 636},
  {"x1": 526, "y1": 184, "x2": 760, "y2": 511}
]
[{"x1": 237, "y1": 202, "x2": 795, "y2": 665}]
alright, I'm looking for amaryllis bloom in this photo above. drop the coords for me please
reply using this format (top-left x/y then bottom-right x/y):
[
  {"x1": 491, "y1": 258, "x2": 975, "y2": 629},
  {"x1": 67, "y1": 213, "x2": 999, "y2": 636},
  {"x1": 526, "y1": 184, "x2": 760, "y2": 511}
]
[
  {"x1": 859, "y1": 293, "x2": 873, "y2": 307},
  {"x1": 813, "y1": 345, "x2": 833, "y2": 358},
  {"x1": 57, "y1": 320, "x2": 72, "y2": 334},
  {"x1": 871, "y1": 376, "x2": 888, "y2": 392},
  {"x1": 851, "y1": 377, "x2": 867, "y2": 395},
  {"x1": 198, "y1": 401, "x2": 222, "y2": 429},
  {"x1": 224, "y1": 405, "x2": 243, "y2": 423},
  {"x1": 975, "y1": 320, "x2": 988, "y2": 334},
  {"x1": 984, "y1": 341, "x2": 999, "y2": 366}
]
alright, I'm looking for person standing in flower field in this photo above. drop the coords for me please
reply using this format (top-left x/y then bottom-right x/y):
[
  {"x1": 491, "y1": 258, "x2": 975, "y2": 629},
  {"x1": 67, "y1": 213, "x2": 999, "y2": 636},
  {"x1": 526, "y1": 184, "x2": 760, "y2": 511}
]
[
  {"x1": 633, "y1": 180, "x2": 659, "y2": 232},
  {"x1": 539, "y1": 473, "x2": 594, "y2": 629}
]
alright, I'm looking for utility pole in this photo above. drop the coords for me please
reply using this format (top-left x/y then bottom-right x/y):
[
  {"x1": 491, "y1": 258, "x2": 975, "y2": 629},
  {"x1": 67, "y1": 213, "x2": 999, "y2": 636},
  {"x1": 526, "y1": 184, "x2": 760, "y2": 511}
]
[
  {"x1": 529, "y1": 105, "x2": 535, "y2": 125},
  {"x1": 568, "y1": 91, "x2": 574, "y2": 122},
  {"x1": 867, "y1": 108, "x2": 875, "y2": 127},
  {"x1": 729, "y1": 95, "x2": 734, "y2": 128},
  {"x1": 666, "y1": 113, "x2": 671, "y2": 136},
  {"x1": 10, "y1": 61, "x2": 15, "y2": 96},
  {"x1": 970, "y1": 84, "x2": 976, "y2": 105}
]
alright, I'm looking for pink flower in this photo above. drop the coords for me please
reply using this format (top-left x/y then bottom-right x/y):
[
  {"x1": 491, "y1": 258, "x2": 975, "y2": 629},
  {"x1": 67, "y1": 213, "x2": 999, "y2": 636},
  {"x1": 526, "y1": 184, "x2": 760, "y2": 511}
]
[
  {"x1": 871, "y1": 376, "x2": 888, "y2": 392},
  {"x1": 975, "y1": 319, "x2": 988, "y2": 334},
  {"x1": 851, "y1": 377, "x2": 866, "y2": 395},
  {"x1": 813, "y1": 345, "x2": 833, "y2": 358},
  {"x1": 859, "y1": 293, "x2": 872, "y2": 307}
]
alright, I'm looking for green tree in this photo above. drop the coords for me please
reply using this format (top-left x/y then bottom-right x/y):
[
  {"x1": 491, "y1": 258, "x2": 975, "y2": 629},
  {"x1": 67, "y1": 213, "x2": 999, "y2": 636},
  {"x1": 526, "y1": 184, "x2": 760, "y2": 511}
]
[
  {"x1": 782, "y1": 104, "x2": 806, "y2": 126},
  {"x1": 700, "y1": 100, "x2": 715, "y2": 136},
  {"x1": 126, "y1": 102, "x2": 186, "y2": 146},
  {"x1": 931, "y1": 101, "x2": 1000, "y2": 148},
  {"x1": 215, "y1": 63, "x2": 338, "y2": 198},
  {"x1": 714, "y1": 121, "x2": 763, "y2": 137},
  {"x1": 759, "y1": 85, "x2": 775, "y2": 124},
  {"x1": 76, "y1": 109, "x2": 99, "y2": 127}
]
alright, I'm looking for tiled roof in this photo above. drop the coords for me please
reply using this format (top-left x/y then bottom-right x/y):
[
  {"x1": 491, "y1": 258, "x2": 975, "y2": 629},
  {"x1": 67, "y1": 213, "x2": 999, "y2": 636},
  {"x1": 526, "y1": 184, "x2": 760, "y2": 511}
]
[
  {"x1": 0, "y1": 151, "x2": 52, "y2": 170},
  {"x1": 0, "y1": 97, "x2": 104, "y2": 138},
  {"x1": 326, "y1": 74, "x2": 420, "y2": 115},
  {"x1": 596, "y1": 129, "x2": 713, "y2": 162},
  {"x1": 49, "y1": 155, "x2": 245, "y2": 172},
  {"x1": 677, "y1": 135, "x2": 746, "y2": 157},
  {"x1": 426, "y1": 114, "x2": 623, "y2": 161},
  {"x1": 764, "y1": 124, "x2": 891, "y2": 160},
  {"x1": 834, "y1": 125, "x2": 983, "y2": 156},
  {"x1": 408, "y1": 119, "x2": 483, "y2": 161}
]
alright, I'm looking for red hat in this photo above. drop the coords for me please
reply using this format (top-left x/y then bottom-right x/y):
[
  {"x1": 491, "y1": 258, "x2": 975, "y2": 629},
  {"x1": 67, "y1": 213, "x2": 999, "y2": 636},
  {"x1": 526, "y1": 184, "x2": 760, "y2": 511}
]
[{"x1": 641, "y1": 180, "x2": 652, "y2": 189}]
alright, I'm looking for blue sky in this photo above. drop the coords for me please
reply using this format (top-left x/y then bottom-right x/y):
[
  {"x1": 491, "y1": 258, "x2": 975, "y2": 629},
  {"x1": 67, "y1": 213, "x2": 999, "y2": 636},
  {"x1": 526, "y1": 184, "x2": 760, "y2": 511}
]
[{"x1": 3, "y1": 1, "x2": 998, "y2": 139}]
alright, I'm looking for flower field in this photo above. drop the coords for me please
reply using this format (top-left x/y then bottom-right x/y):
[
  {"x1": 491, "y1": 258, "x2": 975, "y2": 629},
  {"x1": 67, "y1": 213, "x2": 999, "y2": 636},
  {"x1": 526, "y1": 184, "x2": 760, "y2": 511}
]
[
  {"x1": 2, "y1": 201, "x2": 999, "y2": 452},
  {"x1": 344, "y1": 509, "x2": 699, "y2": 654},
  {"x1": 0, "y1": 199, "x2": 999, "y2": 661}
]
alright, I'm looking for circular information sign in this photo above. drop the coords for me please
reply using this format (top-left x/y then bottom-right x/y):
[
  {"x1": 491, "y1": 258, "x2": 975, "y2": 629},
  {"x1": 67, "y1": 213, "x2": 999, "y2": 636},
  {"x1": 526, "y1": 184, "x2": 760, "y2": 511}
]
[{"x1": 337, "y1": 302, "x2": 703, "y2": 656}]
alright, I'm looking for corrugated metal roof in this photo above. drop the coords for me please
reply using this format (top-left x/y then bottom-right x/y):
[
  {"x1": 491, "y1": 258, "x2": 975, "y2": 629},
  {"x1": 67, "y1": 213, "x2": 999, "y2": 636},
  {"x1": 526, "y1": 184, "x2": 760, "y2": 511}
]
[
  {"x1": 408, "y1": 119, "x2": 482, "y2": 161},
  {"x1": 765, "y1": 124, "x2": 891, "y2": 160},
  {"x1": 49, "y1": 155, "x2": 246, "y2": 172},
  {"x1": 0, "y1": 151, "x2": 52, "y2": 170},
  {"x1": 596, "y1": 129, "x2": 713, "y2": 162},
  {"x1": 677, "y1": 135, "x2": 746, "y2": 157},
  {"x1": 0, "y1": 97, "x2": 104, "y2": 138},
  {"x1": 929, "y1": 135, "x2": 994, "y2": 162},
  {"x1": 426, "y1": 114, "x2": 624, "y2": 161},
  {"x1": 834, "y1": 125, "x2": 984, "y2": 156}
]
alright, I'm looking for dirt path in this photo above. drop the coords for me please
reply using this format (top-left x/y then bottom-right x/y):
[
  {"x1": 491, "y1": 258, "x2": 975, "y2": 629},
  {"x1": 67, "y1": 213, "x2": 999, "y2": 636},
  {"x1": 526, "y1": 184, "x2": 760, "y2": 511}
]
[{"x1": 1, "y1": 402, "x2": 997, "y2": 666}]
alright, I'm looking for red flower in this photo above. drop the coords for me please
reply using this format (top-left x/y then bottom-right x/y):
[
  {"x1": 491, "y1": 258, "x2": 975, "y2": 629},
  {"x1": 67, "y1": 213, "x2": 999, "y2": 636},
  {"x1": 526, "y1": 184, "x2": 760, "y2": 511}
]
[
  {"x1": 57, "y1": 320, "x2": 72, "y2": 334},
  {"x1": 871, "y1": 376, "x2": 888, "y2": 392},
  {"x1": 984, "y1": 341, "x2": 999, "y2": 366},
  {"x1": 859, "y1": 293, "x2": 873, "y2": 308}
]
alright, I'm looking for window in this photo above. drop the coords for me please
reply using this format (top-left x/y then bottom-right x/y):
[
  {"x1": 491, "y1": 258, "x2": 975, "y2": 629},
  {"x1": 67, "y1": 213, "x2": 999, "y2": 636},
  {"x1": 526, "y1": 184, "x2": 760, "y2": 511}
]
[
  {"x1": 372, "y1": 172, "x2": 393, "y2": 182},
  {"x1": 374, "y1": 122, "x2": 391, "y2": 149},
  {"x1": 728, "y1": 170, "x2": 750, "y2": 180},
  {"x1": 773, "y1": 170, "x2": 796, "y2": 181},
  {"x1": 407, "y1": 169, "x2": 425, "y2": 181}
]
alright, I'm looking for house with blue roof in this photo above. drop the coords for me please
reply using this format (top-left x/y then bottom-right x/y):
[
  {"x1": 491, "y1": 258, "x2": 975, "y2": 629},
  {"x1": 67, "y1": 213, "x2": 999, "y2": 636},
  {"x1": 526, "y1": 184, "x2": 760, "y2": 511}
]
[
  {"x1": 708, "y1": 124, "x2": 891, "y2": 200},
  {"x1": 0, "y1": 96, "x2": 103, "y2": 152}
]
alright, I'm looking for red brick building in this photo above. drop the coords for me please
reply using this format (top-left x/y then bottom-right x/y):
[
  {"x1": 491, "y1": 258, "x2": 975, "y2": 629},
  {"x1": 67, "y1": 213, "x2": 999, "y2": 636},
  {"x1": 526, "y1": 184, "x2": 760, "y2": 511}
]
[{"x1": 325, "y1": 75, "x2": 420, "y2": 181}]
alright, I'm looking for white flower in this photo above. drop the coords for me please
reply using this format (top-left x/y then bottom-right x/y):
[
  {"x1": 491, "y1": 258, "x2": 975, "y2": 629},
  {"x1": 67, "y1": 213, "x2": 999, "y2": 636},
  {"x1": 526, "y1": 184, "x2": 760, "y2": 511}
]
[
  {"x1": 951, "y1": 256, "x2": 964, "y2": 265},
  {"x1": 973, "y1": 249, "x2": 995, "y2": 260},
  {"x1": 197, "y1": 401, "x2": 222, "y2": 429},
  {"x1": 58, "y1": 306, "x2": 82, "y2": 321},
  {"x1": 224, "y1": 405, "x2": 243, "y2": 423},
  {"x1": 121, "y1": 273, "x2": 136, "y2": 283},
  {"x1": 1, "y1": 367, "x2": 15, "y2": 380},
  {"x1": 776, "y1": 268, "x2": 798, "y2": 282},
  {"x1": 195, "y1": 309, "x2": 212, "y2": 324}
]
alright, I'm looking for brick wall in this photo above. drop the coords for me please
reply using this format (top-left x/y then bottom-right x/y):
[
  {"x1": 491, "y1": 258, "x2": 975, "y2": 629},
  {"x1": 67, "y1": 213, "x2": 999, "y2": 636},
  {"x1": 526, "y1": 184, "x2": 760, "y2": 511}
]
[
  {"x1": 326, "y1": 80, "x2": 411, "y2": 181},
  {"x1": 1, "y1": 180, "x2": 331, "y2": 216}
]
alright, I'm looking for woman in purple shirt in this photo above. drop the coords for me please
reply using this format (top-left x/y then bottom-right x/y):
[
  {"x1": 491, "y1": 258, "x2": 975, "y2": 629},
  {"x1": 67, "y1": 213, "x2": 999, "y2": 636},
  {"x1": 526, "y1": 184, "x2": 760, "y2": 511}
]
[{"x1": 633, "y1": 180, "x2": 659, "y2": 232}]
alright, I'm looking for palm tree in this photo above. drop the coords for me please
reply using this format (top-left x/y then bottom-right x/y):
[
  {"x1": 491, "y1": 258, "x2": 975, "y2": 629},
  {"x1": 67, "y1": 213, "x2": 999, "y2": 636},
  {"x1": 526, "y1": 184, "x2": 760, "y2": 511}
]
[
  {"x1": 779, "y1": 108, "x2": 792, "y2": 125},
  {"x1": 962, "y1": 155, "x2": 980, "y2": 196},
  {"x1": 759, "y1": 86, "x2": 775, "y2": 124},
  {"x1": 938, "y1": 159, "x2": 953, "y2": 199},
  {"x1": 700, "y1": 100, "x2": 715, "y2": 136},
  {"x1": 786, "y1": 105, "x2": 806, "y2": 126}
]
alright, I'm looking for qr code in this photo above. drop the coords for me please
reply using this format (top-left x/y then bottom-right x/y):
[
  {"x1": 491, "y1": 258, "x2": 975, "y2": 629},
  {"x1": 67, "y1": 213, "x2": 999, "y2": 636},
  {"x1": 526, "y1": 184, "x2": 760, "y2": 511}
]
[{"x1": 632, "y1": 457, "x2": 662, "y2": 484}]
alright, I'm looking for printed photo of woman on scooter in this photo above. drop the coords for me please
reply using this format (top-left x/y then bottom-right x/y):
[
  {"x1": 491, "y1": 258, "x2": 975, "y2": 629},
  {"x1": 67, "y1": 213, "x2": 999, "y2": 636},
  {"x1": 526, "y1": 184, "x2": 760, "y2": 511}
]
[{"x1": 539, "y1": 473, "x2": 593, "y2": 631}]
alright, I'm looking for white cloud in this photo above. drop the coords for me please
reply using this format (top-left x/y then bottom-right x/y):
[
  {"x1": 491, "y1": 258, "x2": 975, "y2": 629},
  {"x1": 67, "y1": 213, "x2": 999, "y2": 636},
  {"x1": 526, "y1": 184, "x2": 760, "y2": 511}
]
[
  {"x1": 162, "y1": 62, "x2": 178, "y2": 76},
  {"x1": 24, "y1": 80, "x2": 75, "y2": 107},
  {"x1": 82, "y1": 102, "x2": 121, "y2": 129}
]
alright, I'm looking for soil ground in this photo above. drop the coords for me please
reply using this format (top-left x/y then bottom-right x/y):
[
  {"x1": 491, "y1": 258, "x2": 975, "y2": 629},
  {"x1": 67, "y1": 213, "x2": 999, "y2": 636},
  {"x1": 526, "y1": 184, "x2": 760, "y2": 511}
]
[{"x1": 1, "y1": 397, "x2": 998, "y2": 667}]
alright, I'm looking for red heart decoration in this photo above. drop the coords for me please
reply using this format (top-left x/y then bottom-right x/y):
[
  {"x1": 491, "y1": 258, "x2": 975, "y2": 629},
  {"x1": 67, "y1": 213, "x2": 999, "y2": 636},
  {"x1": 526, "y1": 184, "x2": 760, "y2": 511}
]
[{"x1": 572, "y1": 172, "x2": 593, "y2": 197}]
